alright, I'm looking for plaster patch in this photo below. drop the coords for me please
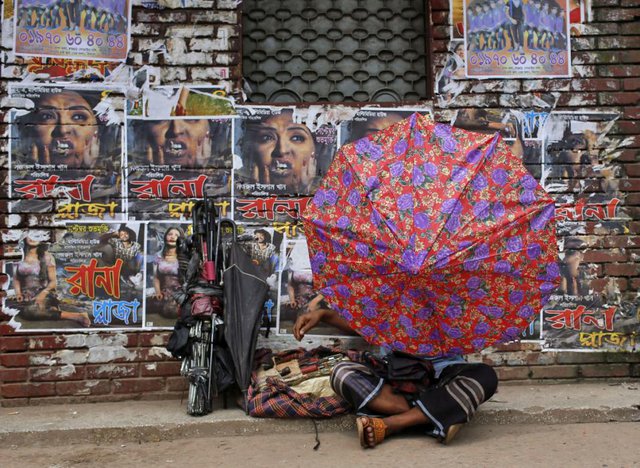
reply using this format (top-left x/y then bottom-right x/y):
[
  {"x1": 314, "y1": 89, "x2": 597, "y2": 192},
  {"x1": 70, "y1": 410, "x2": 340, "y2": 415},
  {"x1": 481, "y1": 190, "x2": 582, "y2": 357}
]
[
  {"x1": 148, "y1": 346, "x2": 172, "y2": 359},
  {"x1": 88, "y1": 346, "x2": 136, "y2": 363},
  {"x1": 149, "y1": 335, "x2": 166, "y2": 346},
  {"x1": 65, "y1": 333, "x2": 129, "y2": 348}
]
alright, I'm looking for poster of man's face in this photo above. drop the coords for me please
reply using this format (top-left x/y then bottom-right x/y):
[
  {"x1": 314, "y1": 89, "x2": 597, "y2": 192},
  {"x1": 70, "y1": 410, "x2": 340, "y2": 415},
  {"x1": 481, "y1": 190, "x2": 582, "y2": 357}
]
[{"x1": 234, "y1": 106, "x2": 337, "y2": 196}]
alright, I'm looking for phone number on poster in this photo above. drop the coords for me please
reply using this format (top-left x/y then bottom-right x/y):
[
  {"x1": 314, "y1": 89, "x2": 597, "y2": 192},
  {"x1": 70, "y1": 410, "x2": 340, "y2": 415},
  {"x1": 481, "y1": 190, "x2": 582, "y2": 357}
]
[
  {"x1": 18, "y1": 31, "x2": 125, "y2": 49},
  {"x1": 469, "y1": 52, "x2": 566, "y2": 66}
]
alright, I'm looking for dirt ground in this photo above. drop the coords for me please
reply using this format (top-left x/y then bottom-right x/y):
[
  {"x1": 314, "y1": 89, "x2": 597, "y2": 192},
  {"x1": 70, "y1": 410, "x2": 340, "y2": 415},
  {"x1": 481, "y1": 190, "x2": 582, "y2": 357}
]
[{"x1": 1, "y1": 422, "x2": 638, "y2": 468}]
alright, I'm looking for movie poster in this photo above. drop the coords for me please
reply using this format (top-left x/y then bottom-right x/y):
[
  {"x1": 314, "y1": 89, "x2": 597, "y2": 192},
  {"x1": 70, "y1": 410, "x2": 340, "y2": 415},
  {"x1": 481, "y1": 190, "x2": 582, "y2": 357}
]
[
  {"x1": 144, "y1": 221, "x2": 189, "y2": 328},
  {"x1": 463, "y1": 0, "x2": 571, "y2": 78},
  {"x1": 9, "y1": 84, "x2": 123, "y2": 221},
  {"x1": 236, "y1": 225, "x2": 284, "y2": 330},
  {"x1": 276, "y1": 239, "x2": 349, "y2": 337},
  {"x1": 14, "y1": 0, "x2": 131, "y2": 61},
  {"x1": 452, "y1": 0, "x2": 583, "y2": 39},
  {"x1": 542, "y1": 303, "x2": 638, "y2": 351},
  {"x1": 339, "y1": 108, "x2": 432, "y2": 146},
  {"x1": 3, "y1": 224, "x2": 144, "y2": 331},
  {"x1": 234, "y1": 106, "x2": 338, "y2": 197},
  {"x1": 126, "y1": 116, "x2": 233, "y2": 220},
  {"x1": 128, "y1": 85, "x2": 236, "y2": 118},
  {"x1": 542, "y1": 111, "x2": 620, "y2": 200}
]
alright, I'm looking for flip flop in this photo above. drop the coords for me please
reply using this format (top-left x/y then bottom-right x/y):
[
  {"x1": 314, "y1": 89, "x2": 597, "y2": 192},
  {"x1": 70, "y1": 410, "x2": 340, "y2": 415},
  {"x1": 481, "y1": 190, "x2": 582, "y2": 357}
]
[
  {"x1": 440, "y1": 423, "x2": 463, "y2": 445},
  {"x1": 356, "y1": 416, "x2": 388, "y2": 449}
]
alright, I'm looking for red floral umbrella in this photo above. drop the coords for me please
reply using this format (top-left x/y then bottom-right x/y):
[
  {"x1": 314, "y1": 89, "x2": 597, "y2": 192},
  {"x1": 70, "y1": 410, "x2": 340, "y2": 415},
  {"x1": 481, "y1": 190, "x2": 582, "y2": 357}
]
[{"x1": 301, "y1": 114, "x2": 560, "y2": 356}]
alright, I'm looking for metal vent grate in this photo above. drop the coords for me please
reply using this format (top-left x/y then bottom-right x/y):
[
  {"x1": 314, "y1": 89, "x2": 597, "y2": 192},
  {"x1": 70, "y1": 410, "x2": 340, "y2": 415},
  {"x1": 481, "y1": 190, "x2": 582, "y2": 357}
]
[{"x1": 242, "y1": 0, "x2": 429, "y2": 103}]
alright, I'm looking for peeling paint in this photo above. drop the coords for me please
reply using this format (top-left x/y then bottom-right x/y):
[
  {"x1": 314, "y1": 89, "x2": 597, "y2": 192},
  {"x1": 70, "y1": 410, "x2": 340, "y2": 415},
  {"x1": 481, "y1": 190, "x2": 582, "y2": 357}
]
[{"x1": 145, "y1": 363, "x2": 158, "y2": 370}]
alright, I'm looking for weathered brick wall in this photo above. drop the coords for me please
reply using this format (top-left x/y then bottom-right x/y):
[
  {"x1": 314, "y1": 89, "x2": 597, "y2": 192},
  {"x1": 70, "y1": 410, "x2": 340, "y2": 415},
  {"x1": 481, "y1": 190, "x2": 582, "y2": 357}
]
[{"x1": 1, "y1": 0, "x2": 638, "y2": 406}]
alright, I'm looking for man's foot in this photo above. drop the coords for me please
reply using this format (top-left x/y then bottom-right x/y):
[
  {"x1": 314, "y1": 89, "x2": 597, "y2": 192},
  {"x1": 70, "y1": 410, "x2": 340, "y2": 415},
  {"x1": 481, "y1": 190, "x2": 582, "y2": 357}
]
[
  {"x1": 440, "y1": 423, "x2": 463, "y2": 445},
  {"x1": 356, "y1": 416, "x2": 388, "y2": 449}
]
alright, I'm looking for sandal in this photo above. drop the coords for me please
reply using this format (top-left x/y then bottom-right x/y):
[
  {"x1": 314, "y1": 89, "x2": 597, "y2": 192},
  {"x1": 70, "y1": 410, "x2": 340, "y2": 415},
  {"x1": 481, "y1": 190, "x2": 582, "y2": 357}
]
[
  {"x1": 440, "y1": 423, "x2": 463, "y2": 445},
  {"x1": 356, "y1": 416, "x2": 388, "y2": 449}
]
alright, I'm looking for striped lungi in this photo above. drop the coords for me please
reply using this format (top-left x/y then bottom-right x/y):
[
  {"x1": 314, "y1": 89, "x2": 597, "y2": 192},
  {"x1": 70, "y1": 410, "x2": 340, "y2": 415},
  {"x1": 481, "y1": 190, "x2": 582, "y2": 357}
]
[{"x1": 330, "y1": 360, "x2": 498, "y2": 438}]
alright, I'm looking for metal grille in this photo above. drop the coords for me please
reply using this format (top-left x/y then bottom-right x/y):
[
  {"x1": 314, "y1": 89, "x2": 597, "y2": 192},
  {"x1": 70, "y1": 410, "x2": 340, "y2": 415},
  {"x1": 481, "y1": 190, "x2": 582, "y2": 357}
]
[{"x1": 242, "y1": 0, "x2": 429, "y2": 103}]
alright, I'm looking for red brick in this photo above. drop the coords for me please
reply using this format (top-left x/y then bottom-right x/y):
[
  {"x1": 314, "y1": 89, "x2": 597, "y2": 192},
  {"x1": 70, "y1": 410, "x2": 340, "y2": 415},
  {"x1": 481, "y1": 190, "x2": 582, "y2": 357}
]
[
  {"x1": 626, "y1": 164, "x2": 640, "y2": 177},
  {"x1": 138, "y1": 332, "x2": 170, "y2": 347},
  {"x1": 601, "y1": 236, "x2": 640, "y2": 248},
  {"x1": 0, "y1": 368, "x2": 28, "y2": 382},
  {"x1": 620, "y1": 179, "x2": 640, "y2": 191},
  {"x1": 430, "y1": 0, "x2": 450, "y2": 9},
  {"x1": 571, "y1": 79, "x2": 620, "y2": 91},
  {"x1": 140, "y1": 361, "x2": 181, "y2": 377},
  {"x1": 579, "y1": 364, "x2": 631, "y2": 378},
  {"x1": 0, "y1": 353, "x2": 31, "y2": 367},
  {"x1": 167, "y1": 376, "x2": 189, "y2": 392},
  {"x1": 86, "y1": 363, "x2": 139, "y2": 379},
  {"x1": 431, "y1": 11, "x2": 449, "y2": 25},
  {"x1": 597, "y1": 92, "x2": 640, "y2": 106},
  {"x1": 590, "y1": 277, "x2": 628, "y2": 292},
  {"x1": 556, "y1": 92, "x2": 598, "y2": 106},
  {"x1": 0, "y1": 337, "x2": 28, "y2": 352},
  {"x1": 112, "y1": 378, "x2": 166, "y2": 394},
  {"x1": 582, "y1": 250, "x2": 629, "y2": 262},
  {"x1": 28, "y1": 336, "x2": 67, "y2": 351},
  {"x1": 30, "y1": 366, "x2": 86, "y2": 382},
  {"x1": 604, "y1": 263, "x2": 640, "y2": 276},
  {"x1": 599, "y1": 65, "x2": 640, "y2": 77},
  {"x1": 1, "y1": 382, "x2": 56, "y2": 398},
  {"x1": 623, "y1": 78, "x2": 640, "y2": 91},
  {"x1": 617, "y1": 120, "x2": 640, "y2": 134},
  {"x1": 595, "y1": 7, "x2": 640, "y2": 21},
  {"x1": 529, "y1": 365, "x2": 580, "y2": 379},
  {"x1": 56, "y1": 380, "x2": 111, "y2": 396}
]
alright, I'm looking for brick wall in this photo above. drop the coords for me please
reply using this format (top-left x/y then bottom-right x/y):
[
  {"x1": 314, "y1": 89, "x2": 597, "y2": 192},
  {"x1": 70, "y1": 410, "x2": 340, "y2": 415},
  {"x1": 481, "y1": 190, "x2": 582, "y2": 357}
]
[{"x1": 1, "y1": 0, "x2": 639, "y2": 406}]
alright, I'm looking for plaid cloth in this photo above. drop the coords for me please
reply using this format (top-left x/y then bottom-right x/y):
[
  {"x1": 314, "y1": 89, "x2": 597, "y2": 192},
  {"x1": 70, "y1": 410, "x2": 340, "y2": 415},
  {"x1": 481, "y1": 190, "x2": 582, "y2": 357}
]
[{"x1": 246, "y1": 347, "x2": 352, "y2": 418}]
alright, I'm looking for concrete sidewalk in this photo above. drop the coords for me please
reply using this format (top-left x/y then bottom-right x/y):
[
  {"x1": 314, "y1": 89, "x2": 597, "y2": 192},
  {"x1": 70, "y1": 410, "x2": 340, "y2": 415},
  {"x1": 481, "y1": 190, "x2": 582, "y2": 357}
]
[{"x1": 2, "y1": 382, "x2": 639, "y2": 448}]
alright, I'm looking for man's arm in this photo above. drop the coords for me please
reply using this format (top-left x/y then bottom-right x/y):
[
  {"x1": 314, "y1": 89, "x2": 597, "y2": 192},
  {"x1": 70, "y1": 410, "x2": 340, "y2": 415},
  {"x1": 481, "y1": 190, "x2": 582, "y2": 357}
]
[{"x1": 293, "y1": 295, "x2": 358, "y2": 341}]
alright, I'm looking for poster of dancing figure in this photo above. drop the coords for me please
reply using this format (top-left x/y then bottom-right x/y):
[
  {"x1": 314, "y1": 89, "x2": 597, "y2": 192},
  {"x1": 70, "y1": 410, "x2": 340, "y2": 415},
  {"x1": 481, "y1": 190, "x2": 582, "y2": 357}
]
[
  {"x1": 463, "y1": 0, "x2": 571, "y2": 78},
  {"x1": 14, "y1": 0, "x2": 130, "y2": 61}
]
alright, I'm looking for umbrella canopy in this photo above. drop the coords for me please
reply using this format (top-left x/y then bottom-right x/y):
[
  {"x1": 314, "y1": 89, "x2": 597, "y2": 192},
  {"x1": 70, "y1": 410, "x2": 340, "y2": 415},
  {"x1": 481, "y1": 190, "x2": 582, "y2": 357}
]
[
  {"x1": 301, "y1": 113, "x2": 560, "y2": 357},
  {"x1": 223, "y1": 242, "x2": 269, "y2": 404}
]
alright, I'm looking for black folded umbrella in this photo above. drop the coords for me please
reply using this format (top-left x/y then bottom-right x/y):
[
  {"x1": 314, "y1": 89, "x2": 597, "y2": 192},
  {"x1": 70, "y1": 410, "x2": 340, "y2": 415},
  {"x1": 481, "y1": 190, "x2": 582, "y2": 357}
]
[{"x1": 223, "y1": 240, "x2": 269, "y2": 412}]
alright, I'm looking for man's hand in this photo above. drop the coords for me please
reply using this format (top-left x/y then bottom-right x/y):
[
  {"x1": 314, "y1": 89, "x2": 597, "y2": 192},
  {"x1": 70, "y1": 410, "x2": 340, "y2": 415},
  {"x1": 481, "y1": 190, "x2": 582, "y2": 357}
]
[{"x1": 293, "y1": 309, "x2": 324, "y2": 341}]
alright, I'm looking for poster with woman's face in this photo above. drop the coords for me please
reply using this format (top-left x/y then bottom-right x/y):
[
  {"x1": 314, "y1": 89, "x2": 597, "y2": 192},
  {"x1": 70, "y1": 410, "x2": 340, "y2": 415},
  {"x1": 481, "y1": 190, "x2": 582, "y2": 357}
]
[
  {"x1": 144, "y1": 222, "x2": 189, "y2": 328},
  {"x1": 234, "y1": 106, "x2": 337, "y2": 196},
  {"x1": 9, "y1": 84, "x2": 124, "y2": 221},
  {"x1": 3, "y1": 223, "x2": 145, "y2": 331},
  {"x1": 126, "y1": 116, "x2": 233, "y2": 220}
]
